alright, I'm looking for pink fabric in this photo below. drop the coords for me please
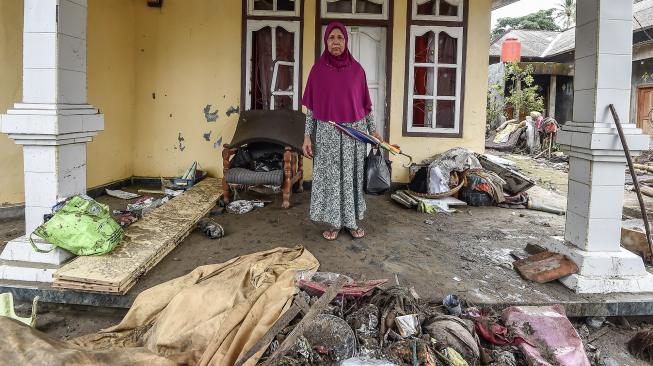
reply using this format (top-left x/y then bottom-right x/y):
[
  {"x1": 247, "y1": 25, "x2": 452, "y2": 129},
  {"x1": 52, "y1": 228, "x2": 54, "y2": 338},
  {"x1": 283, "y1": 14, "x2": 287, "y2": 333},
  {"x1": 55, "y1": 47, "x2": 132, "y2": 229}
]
[
  {"x1": 502, "y1": 305, "x2": 591, "y2": 366},
  {"x1": 302, "y1": 21, "x2": 372, "y2": 123}
]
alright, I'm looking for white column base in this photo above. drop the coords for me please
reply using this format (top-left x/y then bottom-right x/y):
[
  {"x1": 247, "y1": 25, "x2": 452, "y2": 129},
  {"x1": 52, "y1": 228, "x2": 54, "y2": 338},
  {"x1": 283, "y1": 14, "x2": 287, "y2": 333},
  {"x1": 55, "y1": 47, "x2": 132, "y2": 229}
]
[
  {"x1": 543, "y1": 237, "x2": 653, "y2": 294},
  {"x1": 0, "y1": 235, "x2": 75, "y2": 283}
]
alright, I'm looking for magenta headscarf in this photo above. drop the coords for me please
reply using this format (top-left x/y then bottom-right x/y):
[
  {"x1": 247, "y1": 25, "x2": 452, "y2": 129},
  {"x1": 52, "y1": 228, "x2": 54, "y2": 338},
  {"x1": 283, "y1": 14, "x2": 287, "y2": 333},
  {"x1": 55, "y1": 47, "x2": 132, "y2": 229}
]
[{"x1": 302, "y1": 22, "x2": 373, "y2": 124}]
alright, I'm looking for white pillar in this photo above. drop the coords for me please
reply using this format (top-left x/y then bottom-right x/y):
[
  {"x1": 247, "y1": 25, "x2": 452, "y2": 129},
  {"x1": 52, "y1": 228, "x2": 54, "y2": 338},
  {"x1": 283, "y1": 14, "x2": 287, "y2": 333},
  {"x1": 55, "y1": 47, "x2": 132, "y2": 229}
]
[
  {"x1": 0, "y1": 0, "x2": 103, "y2": 283},
  {"x1": 543, "y1": 0, "x2": 653, "y2": 294},
  {"x1": 548, "y1": 75, "x2": 557, "y2": 119}
]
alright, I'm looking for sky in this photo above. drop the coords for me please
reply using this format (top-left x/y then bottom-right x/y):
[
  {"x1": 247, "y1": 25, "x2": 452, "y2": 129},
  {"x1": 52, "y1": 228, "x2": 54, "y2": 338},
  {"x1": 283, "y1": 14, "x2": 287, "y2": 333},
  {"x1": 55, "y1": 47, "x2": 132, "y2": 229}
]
[{"x1": 491, "y1": 0, "x2": 560, "y2": 28}]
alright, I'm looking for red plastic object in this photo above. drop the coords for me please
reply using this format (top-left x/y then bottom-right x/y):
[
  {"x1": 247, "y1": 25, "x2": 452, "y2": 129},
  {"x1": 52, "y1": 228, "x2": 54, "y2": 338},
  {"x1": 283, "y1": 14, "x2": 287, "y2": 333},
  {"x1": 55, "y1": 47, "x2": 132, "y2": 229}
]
[
  {"x1": 502, "y1": 305, "x2": 591, "y2": 366},
  {"x1": 299, "y1": 279, "x2": 388, "y2": 298},
  {"x1": 501, "y1": 37, "x2": 521, "y2": 62}
]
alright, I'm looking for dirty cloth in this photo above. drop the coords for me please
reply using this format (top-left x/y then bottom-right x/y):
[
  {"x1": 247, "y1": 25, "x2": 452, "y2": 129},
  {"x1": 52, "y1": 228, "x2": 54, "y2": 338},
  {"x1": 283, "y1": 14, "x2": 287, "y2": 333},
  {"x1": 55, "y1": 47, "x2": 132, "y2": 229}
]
[
  {"x1": 502, "y1": 305, "x2": 591, "y2": 366},
  {"x1": 493, "y1": 123, "x2": 519, "y2": 144},
  {"x1": 305, "y1": 109, "x2": 376, "y2": 229},
  {"x1": 73, "y1": 246, "x2": 319, "y2": 366},
  {"x1": 467, "y1": 170, "x2": 506, "y2": 203},
  {"x1": 423, "y1": 148, "x2": 482, "y2": 189},
  {"x1": 0, "y1": 317, "x2": 175, "y2": 366}
]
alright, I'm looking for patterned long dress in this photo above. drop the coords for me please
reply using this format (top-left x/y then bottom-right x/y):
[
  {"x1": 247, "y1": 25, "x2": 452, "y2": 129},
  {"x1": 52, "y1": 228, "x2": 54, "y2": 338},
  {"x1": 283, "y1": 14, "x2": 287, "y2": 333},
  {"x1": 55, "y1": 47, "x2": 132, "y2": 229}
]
[{"x1": 305, "y1": 109, "x2": 376, "y2": 230}]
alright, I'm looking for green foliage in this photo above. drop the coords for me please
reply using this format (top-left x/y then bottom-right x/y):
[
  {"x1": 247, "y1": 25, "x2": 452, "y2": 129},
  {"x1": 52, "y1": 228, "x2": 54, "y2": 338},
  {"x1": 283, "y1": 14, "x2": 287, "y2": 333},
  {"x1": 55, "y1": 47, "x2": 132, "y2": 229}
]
[
  {"x1": 553, "y1": 0, "x2": 576, "y2": 29},
  {"x1": 504, "y1": 62, "x2": 545, "y2": 120},
  {"x1": 486, "y1": 82, "x2": 505, "y2": 131},
  {"x1": 486, "y1": 62, "x2": 544, "y2": 130},
  {"x1": 491, "y1": 9, "x2": 561, "y2": 40}
]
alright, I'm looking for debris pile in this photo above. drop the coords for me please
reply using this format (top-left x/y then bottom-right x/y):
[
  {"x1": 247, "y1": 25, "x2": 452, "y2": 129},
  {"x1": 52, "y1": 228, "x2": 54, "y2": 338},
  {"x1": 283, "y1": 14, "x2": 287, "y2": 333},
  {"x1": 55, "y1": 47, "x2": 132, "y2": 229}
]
[
  {"x1": 250, "y1": 272, "x2": 591, "y2": 366},
  {"x1": 395, "y1": 148, "x2": 566, "y2": 215}
]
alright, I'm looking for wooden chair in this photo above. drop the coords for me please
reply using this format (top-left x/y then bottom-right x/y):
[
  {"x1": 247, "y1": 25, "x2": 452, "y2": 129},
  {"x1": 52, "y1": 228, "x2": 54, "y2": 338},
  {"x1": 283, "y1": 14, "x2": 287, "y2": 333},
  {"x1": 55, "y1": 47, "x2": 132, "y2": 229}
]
[{"x1": 221, "y1": 110, "x2": 305, "y2": 208}]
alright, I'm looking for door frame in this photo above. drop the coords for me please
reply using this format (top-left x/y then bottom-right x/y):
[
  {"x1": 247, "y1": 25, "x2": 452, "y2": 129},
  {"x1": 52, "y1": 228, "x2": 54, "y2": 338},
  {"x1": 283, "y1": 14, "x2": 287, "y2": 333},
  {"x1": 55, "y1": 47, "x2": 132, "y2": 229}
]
[
  {"x1": 637, "y1": 85, "x2": 653, "y2": 131},
  {"x1": 315, "y1": 1, "x2": 394, "y2": 142}
]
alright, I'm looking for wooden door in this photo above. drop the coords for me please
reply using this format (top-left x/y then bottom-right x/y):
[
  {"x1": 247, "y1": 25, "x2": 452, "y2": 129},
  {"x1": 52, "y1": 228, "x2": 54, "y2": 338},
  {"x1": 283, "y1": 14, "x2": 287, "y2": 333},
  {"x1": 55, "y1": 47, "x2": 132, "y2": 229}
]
[{"x1": 637, "y1": 86, "x2": 653, "y2": 138}]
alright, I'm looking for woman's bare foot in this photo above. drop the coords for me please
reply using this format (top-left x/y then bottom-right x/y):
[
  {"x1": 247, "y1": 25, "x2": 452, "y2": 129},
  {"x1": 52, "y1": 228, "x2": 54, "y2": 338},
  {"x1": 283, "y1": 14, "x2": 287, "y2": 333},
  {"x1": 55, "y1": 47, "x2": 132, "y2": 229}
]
[
  {"x1": 348, "y1": 227, "x2": 365, "y2": 239},
  {"x1": 323, "y1": 228, "x2": 340, "y2": 241}
]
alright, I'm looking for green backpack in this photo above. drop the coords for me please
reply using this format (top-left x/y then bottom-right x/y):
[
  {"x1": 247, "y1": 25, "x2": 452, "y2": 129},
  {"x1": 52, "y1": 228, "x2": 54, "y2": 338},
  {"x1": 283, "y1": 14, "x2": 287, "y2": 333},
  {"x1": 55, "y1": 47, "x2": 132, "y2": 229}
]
[{"x1": 29, "y1": 196, "x2": 124, "y2": 256}]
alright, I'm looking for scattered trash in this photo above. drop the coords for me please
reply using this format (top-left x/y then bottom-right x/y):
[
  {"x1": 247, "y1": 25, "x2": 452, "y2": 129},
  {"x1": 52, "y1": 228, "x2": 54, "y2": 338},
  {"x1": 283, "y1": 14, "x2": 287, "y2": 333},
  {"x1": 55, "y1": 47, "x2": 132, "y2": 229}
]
[
  {"x1": 394, "y1": 314, "x2": 419, "y2": 337},
  {"x1": 164, "y1": 188, "x2": 183, "y2": 197},
  {"x1": 442, "y1": 294, "x2": 462, "y2": 316},
  {"x1": 170, "y1": 161, "x2": 207, "y2": 189},
  {"x1": 127, "y1": 196, "x2": 169, "y2": 216},
  {"x1": 423, "y1": 316, "x2": 480, "y2": 364},
  {"x1": 113, "y1": 210, "x2": 139, "y2": 227},
  {"x1": 303, "y1": 314, "x2": 357, "y2": 362},
  {"x1": 105, "y1": 189, "x2": 140, "y2": 200},
  {"x1": 298, "y1": 272, "x2": 388, "y2": 298},
  {"x1": 226, "y1": 200, "x2": 268, "y2": 214},
  {"x1": 621, "y1": 220, "x2": 653, "y2": 262},
  {"x1": 197, "y1": 218, "x2": 224, "y2": 239},
  {"x1": 30, "y1": 195, "x2": 123, "y2": 256},
  {"x1": 226, "y1": 200, "x2": 254, "y2": 214},
  {"x1": 340, "y1": 357, "x2": 397, "y2": 366},
  {"x1": 585, "y1": 316, "x2": 606, "y2": 330},
  {"x1": 513, "y1": 251, "x2": 579, "y2": 283},
  {"x1": 502, "y1": 305, "x2": 591, "y2": 366},
  {"x1": 0, "y1": 293, "x2": 38, "y2": 327}
]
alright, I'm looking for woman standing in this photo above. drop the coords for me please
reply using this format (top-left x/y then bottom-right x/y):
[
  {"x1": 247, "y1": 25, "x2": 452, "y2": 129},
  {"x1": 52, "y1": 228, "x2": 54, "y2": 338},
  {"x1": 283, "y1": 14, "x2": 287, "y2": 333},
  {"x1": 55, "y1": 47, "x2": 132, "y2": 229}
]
[{"x1": 302, "y1": 21, "x2": 383, "y2": 241}]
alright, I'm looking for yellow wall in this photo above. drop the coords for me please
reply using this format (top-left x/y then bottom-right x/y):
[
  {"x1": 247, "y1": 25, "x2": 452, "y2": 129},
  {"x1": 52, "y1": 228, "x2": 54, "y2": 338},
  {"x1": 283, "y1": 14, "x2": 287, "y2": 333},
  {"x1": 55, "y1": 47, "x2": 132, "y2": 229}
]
[
  {"x1": 87, "y1": 0, "x2": 136, "y2": 189},
  {"x1": 387, "y1": 0, "x2": 491, "y2": 181},
  {"x1": 0, "y1": 0, "x2": 24, "y2": 205},
  {"x1": 131, "y1": 0, "x2": 243, "y2": 179},
  {"x1": 0, "y1": 0, "x2": 136, "y2": 205}
]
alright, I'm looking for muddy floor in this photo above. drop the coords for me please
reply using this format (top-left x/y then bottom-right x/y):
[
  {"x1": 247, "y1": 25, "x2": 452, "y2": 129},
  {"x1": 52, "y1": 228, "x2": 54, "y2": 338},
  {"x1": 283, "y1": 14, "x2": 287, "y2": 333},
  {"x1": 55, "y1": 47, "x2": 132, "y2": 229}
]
[{"x1": 1, "y1": 154, "x2": 653, "y2": 364}]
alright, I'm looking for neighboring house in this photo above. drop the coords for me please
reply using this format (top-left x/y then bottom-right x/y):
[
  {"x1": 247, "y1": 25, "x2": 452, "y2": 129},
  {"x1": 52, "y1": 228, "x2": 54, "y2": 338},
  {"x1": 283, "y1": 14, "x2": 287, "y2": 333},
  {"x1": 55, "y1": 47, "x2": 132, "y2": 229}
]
[
  {"x1": 488, "y1": 0, "x2": 653, "y2": 131},
  {"x1": 0, "y1": 0, "x2": 517, "y2": 208}
]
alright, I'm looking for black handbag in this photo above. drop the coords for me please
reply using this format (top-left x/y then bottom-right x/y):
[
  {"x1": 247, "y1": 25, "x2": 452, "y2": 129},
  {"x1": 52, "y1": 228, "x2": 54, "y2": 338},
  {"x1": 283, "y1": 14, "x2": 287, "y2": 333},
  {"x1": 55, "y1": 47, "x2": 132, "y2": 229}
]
[{"x1": 364, "y1": 148, "x2": 391, "y2": 194}]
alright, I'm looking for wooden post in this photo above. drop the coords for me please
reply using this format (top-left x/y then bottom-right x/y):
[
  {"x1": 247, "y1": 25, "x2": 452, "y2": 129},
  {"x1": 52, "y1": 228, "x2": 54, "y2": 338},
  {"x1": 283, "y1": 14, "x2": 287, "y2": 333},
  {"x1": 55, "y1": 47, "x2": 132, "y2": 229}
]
[
  {"x1": 222, "y1": 145, "x2": 232, "y2": 204},
  {"x1": 297, "y1": 154, "x2": 304, "y2": 193},
  {"x1": 282, "y1": 147, "x2": 292, "y2": 209}
]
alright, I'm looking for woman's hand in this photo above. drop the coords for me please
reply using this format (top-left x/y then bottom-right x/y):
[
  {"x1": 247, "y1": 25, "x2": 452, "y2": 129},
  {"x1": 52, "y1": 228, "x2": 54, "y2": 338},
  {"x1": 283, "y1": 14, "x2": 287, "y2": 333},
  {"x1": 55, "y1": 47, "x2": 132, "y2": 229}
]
[{"x1": 302, "y1": 135, "x2": 313, "y2": 159}]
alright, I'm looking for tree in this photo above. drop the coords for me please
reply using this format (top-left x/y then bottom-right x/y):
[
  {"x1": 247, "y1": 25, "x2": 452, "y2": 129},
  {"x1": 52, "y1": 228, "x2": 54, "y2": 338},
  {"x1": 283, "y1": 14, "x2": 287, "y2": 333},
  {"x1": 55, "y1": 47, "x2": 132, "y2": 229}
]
[
  {"x1": 486, "y1": 62, "x2": 544, "y2": 131},
  {"x1": 491, "y1": 9, "x2": 561, "y2": 40},
  {"x1": 553, "y1": 0, "x2": 576, "y2": 29}
]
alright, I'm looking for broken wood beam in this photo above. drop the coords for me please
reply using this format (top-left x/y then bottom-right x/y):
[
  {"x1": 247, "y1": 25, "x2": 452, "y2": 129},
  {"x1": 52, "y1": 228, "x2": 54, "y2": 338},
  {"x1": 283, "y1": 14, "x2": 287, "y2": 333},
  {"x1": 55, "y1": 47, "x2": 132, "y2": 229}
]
[
  {"x1": 261, "y1": 276, "x2": 348, "y2": 366},
  {"x1": 233, "y1": 296, "x2": 311, "y2": 366}
]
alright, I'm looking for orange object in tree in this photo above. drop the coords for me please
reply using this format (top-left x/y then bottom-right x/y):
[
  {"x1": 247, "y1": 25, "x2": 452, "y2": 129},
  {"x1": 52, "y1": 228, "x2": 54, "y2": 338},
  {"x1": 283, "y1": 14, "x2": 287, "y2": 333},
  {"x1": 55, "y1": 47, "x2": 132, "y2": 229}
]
[{"x1": 501, "y1": 37, "x2": 521, "y2": 63}]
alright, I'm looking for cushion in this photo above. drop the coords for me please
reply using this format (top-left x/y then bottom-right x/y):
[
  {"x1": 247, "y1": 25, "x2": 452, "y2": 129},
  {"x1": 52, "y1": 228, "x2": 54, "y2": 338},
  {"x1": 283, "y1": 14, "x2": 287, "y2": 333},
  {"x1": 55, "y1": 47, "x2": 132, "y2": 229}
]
[{"x1": 225, "y1": 168, "x2": 284, "y2": 186}]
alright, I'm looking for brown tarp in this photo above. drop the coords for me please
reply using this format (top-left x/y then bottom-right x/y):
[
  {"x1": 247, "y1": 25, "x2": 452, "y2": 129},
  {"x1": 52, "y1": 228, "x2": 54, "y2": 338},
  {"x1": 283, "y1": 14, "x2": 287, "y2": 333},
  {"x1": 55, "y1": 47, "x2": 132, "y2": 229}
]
[{"x1": 0, "y1": 246, "x2": 319, "y2": 366}]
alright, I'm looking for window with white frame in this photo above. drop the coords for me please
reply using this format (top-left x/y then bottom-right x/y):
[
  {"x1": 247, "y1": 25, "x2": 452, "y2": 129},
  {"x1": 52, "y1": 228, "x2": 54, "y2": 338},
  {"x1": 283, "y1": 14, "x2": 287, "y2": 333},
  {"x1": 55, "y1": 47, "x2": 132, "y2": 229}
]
[
  {"x1": 406, "y1": 26, "x2": 463, "y2": 134},
  {"x1": 245, "y1": 21, "x2": 301, "y2": 111},
  {"x1": 412, "y1": 0, "x2": 462, "y2": 22},
  {"x1": 322, "y1": 0, "x2": 389, "y2": 20},
  {"x1": 248, "y1": 0, "x2": 300, "y2": 16}
]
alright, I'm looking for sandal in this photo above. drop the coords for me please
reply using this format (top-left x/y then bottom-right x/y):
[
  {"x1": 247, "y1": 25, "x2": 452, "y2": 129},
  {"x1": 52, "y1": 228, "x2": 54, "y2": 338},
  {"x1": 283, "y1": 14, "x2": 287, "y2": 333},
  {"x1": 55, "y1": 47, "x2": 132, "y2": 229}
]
[
  {"x1": 323, "y1": 228, "x2": 340, "y2": 241},
  {"x1": 348, "y1": 227, "x2": 365, "y2": 239}
]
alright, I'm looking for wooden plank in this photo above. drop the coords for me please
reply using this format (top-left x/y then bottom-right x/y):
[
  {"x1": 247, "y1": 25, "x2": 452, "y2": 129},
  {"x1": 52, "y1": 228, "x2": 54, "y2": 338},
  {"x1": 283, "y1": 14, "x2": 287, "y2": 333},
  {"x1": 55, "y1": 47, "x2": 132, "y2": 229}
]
[
  {"x1": 53, "y1": 178, "x2": 221, "y2": 293},
  {"x1": 233, "y1": 297, "x2": 309, "y2": 366},
  {"x1": 261, "y1": 276, "x2": 348, "y2": 366}
]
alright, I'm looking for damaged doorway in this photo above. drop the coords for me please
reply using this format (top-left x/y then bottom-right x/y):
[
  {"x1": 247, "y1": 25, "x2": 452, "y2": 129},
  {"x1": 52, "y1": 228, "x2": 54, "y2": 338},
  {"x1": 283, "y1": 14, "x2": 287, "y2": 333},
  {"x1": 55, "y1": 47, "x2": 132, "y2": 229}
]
[
  {"x1": 321, "y1": 26, "x2": 387, "y2": 137},
  {"x1": 245, "y1": 21, "x2": 301, "y2": 110},
  {"x1": 318, "y1": 0, "x2": 392, "y2": 140}
]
